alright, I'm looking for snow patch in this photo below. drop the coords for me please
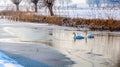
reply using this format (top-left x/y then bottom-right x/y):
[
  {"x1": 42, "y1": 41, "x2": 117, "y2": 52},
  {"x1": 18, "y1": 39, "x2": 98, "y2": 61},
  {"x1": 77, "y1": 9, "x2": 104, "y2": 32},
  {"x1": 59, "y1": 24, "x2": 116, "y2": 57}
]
[{"x1": 0, "y1": 52, "x2": 23, "y2": 67}]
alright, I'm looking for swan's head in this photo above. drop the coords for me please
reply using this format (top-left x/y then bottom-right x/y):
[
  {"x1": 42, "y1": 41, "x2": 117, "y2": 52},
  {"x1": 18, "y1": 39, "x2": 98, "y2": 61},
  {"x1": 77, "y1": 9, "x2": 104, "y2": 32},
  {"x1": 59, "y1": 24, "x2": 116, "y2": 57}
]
[
  {"x1": 73, "y1": 32, "x2": 76, "y2": 36},
  {"x1": 73, "y1": 32, "x2": 75, "y2": 34}
]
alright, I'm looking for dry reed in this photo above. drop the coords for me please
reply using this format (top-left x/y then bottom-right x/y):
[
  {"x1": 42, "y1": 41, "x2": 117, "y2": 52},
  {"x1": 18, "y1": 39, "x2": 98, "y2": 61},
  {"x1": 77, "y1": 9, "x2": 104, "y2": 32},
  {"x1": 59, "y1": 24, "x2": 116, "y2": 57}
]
[{"x1": 0, "y1": 10, "x2": 120, "y2": 31}]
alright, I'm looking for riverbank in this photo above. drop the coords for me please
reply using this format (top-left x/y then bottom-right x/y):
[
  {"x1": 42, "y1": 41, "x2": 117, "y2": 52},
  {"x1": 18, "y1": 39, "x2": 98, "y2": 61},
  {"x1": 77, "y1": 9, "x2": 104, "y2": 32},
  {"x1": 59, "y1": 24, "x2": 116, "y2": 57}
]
[{"x1": 0, "y1": 10, "x2": 120, "y2": 31}]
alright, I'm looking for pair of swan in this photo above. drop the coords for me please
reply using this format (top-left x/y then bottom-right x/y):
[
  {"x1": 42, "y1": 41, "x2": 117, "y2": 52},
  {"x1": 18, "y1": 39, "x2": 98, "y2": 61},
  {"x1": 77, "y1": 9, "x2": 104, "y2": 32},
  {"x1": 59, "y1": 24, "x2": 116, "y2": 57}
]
[{"x1": 73, "y1": 32, "x2": 94, "y2": 40}]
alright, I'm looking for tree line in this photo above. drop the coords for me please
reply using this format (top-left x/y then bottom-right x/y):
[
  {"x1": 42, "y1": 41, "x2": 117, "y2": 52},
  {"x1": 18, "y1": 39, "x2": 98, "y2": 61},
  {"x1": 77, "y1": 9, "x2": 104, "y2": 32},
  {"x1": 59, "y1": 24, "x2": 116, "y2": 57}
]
[
  {"x1": 11, "y1": 0, "x2": 55, "y2": 16},
  {"x1": 87, "y1": 0, "x2": 120, "y2": 8}
]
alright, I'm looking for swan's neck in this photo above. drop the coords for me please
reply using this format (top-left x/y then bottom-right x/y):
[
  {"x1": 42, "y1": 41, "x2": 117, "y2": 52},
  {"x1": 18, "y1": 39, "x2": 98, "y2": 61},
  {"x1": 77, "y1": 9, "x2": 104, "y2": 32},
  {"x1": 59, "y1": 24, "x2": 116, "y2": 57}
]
[{"x1": 73, "y1": 33, "x2": 76, "y2": 37}]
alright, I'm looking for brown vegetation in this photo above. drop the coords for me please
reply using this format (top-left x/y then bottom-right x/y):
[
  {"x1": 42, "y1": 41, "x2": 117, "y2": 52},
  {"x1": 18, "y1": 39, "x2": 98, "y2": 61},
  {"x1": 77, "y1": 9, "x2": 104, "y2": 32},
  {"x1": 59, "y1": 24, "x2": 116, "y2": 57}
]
[
  {"x1": 89, "y1": 18, "x2": 120, "y2": 31},
  {"x1": 0, "y1": 10, "x2": 120, "y2": 31}
]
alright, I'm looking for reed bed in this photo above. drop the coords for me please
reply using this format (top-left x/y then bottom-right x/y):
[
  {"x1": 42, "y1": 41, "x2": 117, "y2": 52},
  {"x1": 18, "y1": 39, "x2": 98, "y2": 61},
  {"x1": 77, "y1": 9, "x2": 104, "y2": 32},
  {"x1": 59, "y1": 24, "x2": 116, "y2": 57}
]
[{"x1": 0, "y1": 10, "x2": 120, "y2": 31}]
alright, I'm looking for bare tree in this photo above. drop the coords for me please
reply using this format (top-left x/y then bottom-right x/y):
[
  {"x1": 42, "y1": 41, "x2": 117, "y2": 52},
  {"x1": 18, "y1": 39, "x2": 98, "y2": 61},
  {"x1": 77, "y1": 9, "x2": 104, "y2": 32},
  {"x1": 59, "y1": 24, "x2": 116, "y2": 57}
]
[
  {"x1": 87, "y1": 0, "x2": 95, "y2": 7},
  {"x1": 43, "y1": 0, "x2": 55, "y2": 16},
  {"x1": 87, "y1": 0, "x2": 101, "y2": 8},
  {"x1": 30, "y1": 0, "x2": 55, "y2": 15},
  {"x1": 31, "y1": 0, "x2": 39, "y2": 12},
  {"x1": 11, "y1": 0, "x2": 22, "y2": 11}
]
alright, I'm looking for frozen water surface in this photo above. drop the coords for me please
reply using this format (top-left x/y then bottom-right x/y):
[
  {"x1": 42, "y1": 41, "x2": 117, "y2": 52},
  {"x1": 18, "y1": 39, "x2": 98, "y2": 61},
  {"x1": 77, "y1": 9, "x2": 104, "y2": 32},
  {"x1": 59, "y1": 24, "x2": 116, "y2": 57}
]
[{"x1": 0, "y1": 19, "x2": 120, "y2": 67}]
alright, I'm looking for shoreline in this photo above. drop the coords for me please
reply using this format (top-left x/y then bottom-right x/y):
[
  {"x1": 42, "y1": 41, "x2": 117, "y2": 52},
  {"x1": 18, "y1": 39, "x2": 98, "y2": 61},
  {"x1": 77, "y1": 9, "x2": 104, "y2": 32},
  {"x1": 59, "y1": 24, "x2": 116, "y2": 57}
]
[
  {"x1": 0, "y1": 10, "x2": 120, "y2": 31},
  {"x1": 0, "y1": 20, "x2": 74, "y2": 67}
]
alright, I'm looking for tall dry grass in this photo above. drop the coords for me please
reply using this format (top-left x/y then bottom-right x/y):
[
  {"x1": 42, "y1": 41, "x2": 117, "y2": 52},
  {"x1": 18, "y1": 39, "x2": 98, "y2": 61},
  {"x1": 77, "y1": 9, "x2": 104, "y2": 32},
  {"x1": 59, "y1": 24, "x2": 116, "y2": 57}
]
[
  {"x1": 0, "y1": 10, "x2": 120, "y2": 31},
  {"x1": 89, "y1": 18, "x2": 120, "y2": 31}
]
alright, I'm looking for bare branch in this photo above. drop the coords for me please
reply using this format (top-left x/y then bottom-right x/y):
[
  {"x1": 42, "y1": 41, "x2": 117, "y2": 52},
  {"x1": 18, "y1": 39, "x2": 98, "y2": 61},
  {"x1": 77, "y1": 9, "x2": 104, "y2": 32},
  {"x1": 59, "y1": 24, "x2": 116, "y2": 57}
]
[{"x1": 11, "y1": 0, "x2": 22, "y2": 11}]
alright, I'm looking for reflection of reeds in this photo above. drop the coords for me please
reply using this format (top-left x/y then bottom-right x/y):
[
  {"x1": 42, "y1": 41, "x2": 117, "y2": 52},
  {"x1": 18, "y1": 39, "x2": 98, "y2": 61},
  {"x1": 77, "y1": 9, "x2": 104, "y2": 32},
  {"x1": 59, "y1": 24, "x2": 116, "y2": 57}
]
[{"x1": 0, "y1": 10, "x2": 120, "y2": 31}]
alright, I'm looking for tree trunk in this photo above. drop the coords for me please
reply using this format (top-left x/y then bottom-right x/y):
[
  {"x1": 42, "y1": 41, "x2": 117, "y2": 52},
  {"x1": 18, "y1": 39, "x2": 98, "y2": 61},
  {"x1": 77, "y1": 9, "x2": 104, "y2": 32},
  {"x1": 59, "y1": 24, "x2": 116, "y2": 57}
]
[
  {"x1": 16, "y1": 5, "x2": 19, "y2": 11},
  {"x1": 35, "y1": 4, "x2": 37, "y2": 12},
  {"x1": 48, "y1": 6, "x2": 54, "y2": 16}
]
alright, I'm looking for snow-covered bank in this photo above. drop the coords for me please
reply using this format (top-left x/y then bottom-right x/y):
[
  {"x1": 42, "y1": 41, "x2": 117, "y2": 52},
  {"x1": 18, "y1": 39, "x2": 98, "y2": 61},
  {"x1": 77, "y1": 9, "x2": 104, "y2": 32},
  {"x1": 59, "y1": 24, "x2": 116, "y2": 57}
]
[
  {"x1": 0, "y1": 19, "x2": 23, "y2": 67},
  {"x1": 4, "y1": 27, "x2": 50, "y2": 41},
  {"x1": 0, "y1": 52, "x2": 23, "y2": 67},
  {"x1": 0, "y1": 19, "x2": 75, "y2": 30}
]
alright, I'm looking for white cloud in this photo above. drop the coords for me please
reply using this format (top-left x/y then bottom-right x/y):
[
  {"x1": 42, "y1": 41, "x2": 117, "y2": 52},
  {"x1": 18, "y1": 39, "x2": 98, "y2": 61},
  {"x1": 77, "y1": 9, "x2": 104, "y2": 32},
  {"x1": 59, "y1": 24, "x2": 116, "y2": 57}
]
[{"x1": 72, "y1": 0, "x2": 86, "y2": 4}]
